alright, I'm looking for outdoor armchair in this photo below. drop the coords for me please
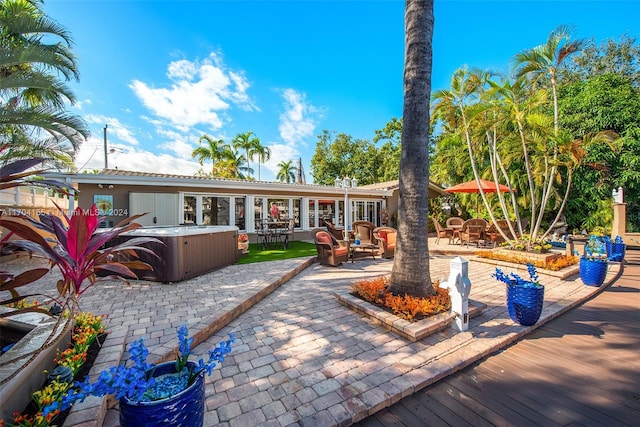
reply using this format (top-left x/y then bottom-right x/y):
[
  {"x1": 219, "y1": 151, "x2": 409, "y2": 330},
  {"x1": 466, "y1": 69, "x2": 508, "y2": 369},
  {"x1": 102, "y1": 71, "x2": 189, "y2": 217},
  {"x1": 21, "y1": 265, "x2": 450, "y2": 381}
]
[
  {"x1": 459, "y1": 218, "x2": 489, "y2": 247},
  {"x1": 312, "y1": 228, "x2": 350, "y2": 266},
  {"x1": 432, "y1": 218, "x2": 454, "y2": 245},
  {"x1": 373, "y1": 226, "x2": 397, "y2": 258},
  {"x1": 352, "y1": 221, "x2": 377, "y2": 245}
]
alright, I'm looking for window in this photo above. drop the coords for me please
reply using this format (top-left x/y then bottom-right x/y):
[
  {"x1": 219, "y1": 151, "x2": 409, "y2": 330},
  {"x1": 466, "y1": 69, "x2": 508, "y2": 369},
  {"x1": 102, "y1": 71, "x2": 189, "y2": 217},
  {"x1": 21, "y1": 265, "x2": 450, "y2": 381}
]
[
  {"x1": 183, "y1": 196, "x2": 197, "y2": 224},
  {"x1": 235, "y1": 197, "x2": 246, "y2": 230}
]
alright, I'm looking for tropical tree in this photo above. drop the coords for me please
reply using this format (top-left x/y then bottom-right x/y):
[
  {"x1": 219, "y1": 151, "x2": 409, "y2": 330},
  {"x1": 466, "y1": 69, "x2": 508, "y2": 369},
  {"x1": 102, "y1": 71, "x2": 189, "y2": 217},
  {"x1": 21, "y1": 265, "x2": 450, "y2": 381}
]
[
  {"x1": 231, "y1": 131, "x2": 260, "y2": 179},
  {"x1": 0, "y1": 0, "x2": 88, "y2": 165},
  {"x1": 276, "y1": 160, "x2": 296, "y2": 183},
  {"x1": 514, "y1": 24, "x2": 585, "y2": 133},
  {"x1": 191, "y1": 135, "x2": 228, "y2": 175},
  {"x1": 514, "y1": 25, "x2": 586, "y2": 236},
  {"x1": 217, "y1": 146, "x2": 251, "y2": 179},
  {"x1": 388, "y1": 0, "x2": 434, "y2": 298},
  {"x1": 254, "y1": 143, "x2": 271, "y2": 181}
]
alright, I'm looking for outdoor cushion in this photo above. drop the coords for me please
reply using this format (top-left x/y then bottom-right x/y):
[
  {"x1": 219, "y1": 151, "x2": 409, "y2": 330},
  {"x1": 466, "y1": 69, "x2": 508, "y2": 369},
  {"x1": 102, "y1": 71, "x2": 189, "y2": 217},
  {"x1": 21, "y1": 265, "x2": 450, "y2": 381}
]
[
  {"x1": 386, "y1": 232, "x2": 396, "y2": 246},
  {"x1": 334, "y1": 246, "x2": 348, "y2": 256},
  {"x1": 316, "y1": 232, "x2": 332, "y2": 245},
  {"x1": 377, "y1": 230, "x2": 388, "y2": 241}
]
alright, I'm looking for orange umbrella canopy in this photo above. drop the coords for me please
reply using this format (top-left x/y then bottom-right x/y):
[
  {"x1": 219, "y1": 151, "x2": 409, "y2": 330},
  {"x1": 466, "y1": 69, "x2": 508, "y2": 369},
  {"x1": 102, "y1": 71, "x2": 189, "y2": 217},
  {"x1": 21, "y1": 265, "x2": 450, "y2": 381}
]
[{"x1": 445, "y1": 179, "x2": 510, "y2": 194}]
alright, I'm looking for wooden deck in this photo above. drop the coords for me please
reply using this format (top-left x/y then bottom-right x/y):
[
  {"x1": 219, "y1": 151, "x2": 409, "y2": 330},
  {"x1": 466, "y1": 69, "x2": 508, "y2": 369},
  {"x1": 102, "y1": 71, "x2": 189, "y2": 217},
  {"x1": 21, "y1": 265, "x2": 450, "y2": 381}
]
[{"x1": 357, "y1": 249, "x2": 640, "y2": 427}]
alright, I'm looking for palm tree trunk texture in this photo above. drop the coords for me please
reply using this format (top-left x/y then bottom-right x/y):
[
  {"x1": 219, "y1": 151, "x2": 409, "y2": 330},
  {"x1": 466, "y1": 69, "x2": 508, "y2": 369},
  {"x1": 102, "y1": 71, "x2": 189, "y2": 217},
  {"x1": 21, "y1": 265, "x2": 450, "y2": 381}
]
[{"x1": 390, "y1": 0, "x2": 435, "y2": 298}]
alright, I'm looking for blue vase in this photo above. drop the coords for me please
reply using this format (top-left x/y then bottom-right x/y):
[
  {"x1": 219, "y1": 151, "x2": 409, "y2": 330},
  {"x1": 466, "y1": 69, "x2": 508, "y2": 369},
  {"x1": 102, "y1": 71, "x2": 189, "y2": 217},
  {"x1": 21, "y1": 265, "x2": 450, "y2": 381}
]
[
  {"x1": 119, "y1": 361, "x2": 205, "y2": 427},
  {"x1": 506, "y1": 281, "x2": 544, "y2": 326},
  {"x1": 579, "y1": 256, "x2": 608, "y2": 287},
  {"x1": 605, "y1": 241, "x2": 625, "y2": 262}
]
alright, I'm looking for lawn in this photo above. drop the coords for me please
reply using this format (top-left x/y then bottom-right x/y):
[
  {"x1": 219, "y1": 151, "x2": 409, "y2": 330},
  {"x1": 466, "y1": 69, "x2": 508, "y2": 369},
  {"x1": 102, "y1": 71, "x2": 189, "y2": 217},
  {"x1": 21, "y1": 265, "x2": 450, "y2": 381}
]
[{"x1": 236, "y1": 240, "x2": 317, "y2": 264}]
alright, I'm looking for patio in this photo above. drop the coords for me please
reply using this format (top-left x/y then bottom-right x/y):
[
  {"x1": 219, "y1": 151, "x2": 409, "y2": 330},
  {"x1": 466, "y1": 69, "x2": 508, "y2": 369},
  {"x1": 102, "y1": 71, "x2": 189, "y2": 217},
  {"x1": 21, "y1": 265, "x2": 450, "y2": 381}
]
[{"x1": 1, "y1": 240, "x2": 622, "y2": 426}]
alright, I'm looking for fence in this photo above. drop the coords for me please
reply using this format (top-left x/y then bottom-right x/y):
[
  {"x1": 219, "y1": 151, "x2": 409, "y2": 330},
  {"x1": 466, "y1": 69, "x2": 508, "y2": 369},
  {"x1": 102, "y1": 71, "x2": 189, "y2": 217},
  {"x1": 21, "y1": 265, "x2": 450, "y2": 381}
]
[{"x1": 0, "y1": 187, "x2": 70, "y2": 216}]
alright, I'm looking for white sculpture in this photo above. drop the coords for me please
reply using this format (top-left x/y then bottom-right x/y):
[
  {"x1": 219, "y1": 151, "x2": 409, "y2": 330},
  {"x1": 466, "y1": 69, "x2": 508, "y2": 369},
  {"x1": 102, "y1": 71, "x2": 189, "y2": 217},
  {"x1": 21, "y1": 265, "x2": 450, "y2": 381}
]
[{"x1": 441, "y1": 256, "x2": 472, "y2": 332}]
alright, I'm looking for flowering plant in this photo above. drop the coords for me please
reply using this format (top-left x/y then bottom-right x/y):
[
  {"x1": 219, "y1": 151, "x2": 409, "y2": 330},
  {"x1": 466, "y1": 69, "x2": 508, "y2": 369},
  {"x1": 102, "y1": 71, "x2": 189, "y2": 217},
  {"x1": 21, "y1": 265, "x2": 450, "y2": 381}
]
[
  {"x1": 584, "y1": 235, "x2": 608, "y2": 261},
  {"x1": 43, "y1": 325, "x2": 234, "y2": 416},
  {"x1": 493, "y1": 263, "x2": 542, "y2": 288},
  {"x1": 238, "y1": 233, "x2": 249, "y2": 243}
]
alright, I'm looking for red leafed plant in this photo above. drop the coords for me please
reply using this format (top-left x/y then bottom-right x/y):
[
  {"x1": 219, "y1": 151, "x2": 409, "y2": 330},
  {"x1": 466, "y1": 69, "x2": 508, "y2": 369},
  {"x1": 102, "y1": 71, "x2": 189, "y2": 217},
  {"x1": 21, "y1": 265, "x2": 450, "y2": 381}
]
[
  {"x1": 0, "y1": 203, "x2": 161, "y2": 316},
  {"x1": 352, "y1": 276, "x2": 451, "y2": 321}
]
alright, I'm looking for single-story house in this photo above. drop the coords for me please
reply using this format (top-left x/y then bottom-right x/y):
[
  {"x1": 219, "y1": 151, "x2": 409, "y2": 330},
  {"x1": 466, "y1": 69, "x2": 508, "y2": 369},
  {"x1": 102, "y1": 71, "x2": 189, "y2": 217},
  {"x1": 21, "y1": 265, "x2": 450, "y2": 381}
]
[{"x1": 42, "y1": 170, "x2": 448, "y2": 240}]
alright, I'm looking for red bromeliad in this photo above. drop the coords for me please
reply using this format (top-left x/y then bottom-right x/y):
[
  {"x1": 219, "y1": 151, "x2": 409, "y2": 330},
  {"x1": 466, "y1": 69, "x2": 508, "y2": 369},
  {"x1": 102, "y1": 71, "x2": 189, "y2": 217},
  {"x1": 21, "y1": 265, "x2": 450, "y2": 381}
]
[{"x1": 0, "y1": 203, "x2": 161, "y2": 314}]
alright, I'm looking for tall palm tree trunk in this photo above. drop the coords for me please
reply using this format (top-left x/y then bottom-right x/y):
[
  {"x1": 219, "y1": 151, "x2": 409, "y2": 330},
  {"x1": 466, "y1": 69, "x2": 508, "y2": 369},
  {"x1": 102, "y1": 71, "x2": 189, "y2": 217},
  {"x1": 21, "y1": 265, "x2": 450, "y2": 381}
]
[{"x1": 389, "y1": 0, "x2": 434, "y2": 298}]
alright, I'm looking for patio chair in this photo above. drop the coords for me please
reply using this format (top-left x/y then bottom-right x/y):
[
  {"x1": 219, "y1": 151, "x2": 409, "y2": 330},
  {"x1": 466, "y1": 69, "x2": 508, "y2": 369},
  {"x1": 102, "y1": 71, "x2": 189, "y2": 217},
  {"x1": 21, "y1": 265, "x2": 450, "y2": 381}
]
[
  {"x1": 255, "y1": 219, "x2": 271, "y2": 249},
  {"x1": 325, "y1": 220, "x2": 346, "y2": 241},
  {"x1": 446, "y1": 216, "x2": 464, "y2": 230},
  {"x1": 312, "y1": 228, "x2": 350, "y2": 266},
  {"x1": 432, "y1": 218, "x2": 454, "y2": 245},
  {"x1": 486, "y1": 219, "x2": 514, "y2": 247},
  {"x1": 281, "y1": 218, "x2": 295, "y2": 249},
  {"x1": 351, "y1": 221, "x2": 377, "y2": 245},
  {"x1": 373, "y1": 226, "x2": 397, "y2": 258},
  {"x1": 459, "y1": 218, "x2": 489, "y2": 247}
]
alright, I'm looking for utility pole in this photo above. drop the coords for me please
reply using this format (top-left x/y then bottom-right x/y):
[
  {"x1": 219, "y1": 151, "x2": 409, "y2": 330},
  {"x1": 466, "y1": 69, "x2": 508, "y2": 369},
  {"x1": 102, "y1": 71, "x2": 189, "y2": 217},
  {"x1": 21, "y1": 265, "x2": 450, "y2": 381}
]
[{"x1": 103, "y1": 124, "x2": 108, "y2": 169}]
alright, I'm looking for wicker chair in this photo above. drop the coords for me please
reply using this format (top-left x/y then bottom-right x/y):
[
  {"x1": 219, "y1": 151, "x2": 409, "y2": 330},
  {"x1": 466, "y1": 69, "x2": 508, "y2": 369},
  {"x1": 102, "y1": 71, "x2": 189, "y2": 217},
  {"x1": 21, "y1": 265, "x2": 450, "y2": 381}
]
[
  {"x1": 446, "y1": 216, "x2": 464, "y2": 230},
  {"x1": 351, "y1": 221, "x2": 377, "y2": 245},
  {"x1": 459, "y1": 218, "x2": 489, "y2": 247},
  {"x1": 312, "y1": 228, "x2": 350, "y2": 266},
  {"x1": 432, "y1": 218, "x2": 454, "y2": 245},
  {"x1": 325, "y1": 220, "x2": 346, "y2": 241},
  {"x1": 373, "y1": 226, "x2": 397, "y2": 258},
  {"x1": 486, "y1": 219, "x2": 514, "y2": 247}
]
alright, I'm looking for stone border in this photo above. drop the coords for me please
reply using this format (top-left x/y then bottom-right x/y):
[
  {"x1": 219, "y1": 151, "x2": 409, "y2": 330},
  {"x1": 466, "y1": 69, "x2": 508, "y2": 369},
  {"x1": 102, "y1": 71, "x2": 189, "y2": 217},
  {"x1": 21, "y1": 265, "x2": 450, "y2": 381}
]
[{"x1": 334, "y1": 291, "x2": 486, "y2": 342}]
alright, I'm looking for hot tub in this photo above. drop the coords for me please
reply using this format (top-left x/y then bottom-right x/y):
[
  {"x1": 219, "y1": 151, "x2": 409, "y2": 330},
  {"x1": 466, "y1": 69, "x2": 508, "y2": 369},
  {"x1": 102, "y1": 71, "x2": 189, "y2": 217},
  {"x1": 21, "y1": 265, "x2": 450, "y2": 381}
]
[{"x1": 107, "y1": 226, "x2": 238, "y2": 282}]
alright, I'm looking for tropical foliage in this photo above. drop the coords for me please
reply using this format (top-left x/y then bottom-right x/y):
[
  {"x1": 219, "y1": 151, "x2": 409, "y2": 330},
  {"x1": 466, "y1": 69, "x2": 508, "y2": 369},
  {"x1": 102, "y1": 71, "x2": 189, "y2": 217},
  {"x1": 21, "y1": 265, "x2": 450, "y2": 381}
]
[
  {"x1": 0, "y1": 0, "x2": 88, "y2": 169},
  {"x1": 429, "y1": 25, "x2": 626, "y2": 247},
  {"x1": 0, "y1": 203, "x2": 161, "y2": 317}
]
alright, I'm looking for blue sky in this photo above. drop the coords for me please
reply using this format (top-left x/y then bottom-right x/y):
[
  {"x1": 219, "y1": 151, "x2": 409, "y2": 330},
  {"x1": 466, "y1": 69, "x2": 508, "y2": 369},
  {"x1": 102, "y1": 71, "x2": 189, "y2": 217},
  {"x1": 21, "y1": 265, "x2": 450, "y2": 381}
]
[{"x1": 44, "y1": 0, "x2": 640, "y2": 182}]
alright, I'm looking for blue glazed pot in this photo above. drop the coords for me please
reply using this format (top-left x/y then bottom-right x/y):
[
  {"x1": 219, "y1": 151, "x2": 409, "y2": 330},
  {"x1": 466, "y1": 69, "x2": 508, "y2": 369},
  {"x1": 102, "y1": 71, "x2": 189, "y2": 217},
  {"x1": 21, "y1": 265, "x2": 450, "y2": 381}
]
[
  {"x1": 506, "y1": 281, "x2": 544, "y2": 326},
  {"x1": 606, "y1": 241, "x2": 625, "y2": 262},
  {"x1": 119, "y1": 361, "x2": 205, "y2": 427},
  {"x1": 579, "y1": 256, "x2": 608, "y2": 287}
]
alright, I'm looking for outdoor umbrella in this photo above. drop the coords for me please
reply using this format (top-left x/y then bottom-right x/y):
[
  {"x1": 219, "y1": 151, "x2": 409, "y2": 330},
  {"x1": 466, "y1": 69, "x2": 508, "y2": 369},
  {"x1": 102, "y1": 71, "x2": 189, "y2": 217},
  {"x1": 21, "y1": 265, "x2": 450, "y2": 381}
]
[{"x1": 445, "y1": 178, "x2": 511, "y2": 215}]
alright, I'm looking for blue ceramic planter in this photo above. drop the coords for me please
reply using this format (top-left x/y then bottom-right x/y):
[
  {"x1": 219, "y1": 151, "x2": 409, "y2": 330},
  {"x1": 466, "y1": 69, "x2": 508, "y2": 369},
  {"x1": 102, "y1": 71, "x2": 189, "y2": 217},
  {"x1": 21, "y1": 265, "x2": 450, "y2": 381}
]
[
  {"x1": 119, "y1": 361, "x2": 205, "y2": 427},
  {"x1": 606, "y1": 241, "x2": 625, "y2": 262},
  {"x1": 506, "y1": 281, "x2": 544, "y2": 326},
  {"x1": 579, "y1": 257, "x2": 608, "y2": 287}
]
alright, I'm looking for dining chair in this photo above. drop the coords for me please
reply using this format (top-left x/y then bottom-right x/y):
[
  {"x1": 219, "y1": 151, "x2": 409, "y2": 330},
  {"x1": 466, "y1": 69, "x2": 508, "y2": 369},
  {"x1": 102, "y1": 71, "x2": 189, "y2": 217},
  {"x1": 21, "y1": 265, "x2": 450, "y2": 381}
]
[{"x1": 432, "y1": 218, "x2": 454, "y2": 245}]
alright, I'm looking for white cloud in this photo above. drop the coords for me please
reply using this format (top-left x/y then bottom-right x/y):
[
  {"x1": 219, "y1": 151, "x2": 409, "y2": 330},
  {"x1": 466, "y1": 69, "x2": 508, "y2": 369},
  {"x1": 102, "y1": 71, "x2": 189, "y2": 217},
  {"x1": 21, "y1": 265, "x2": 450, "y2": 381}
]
[
  {"x1": 75, "y1": 138, "x2": 202, "y2": 175},
  {"x1": 277, "y1": 88, "x2": 322, "y2": 146},
  {"x1": 129, "y1": 52, "x2": 257, "y2": 131},
  {"x1": 84, "y1": 114, "x2": 139, "y2": 146}
]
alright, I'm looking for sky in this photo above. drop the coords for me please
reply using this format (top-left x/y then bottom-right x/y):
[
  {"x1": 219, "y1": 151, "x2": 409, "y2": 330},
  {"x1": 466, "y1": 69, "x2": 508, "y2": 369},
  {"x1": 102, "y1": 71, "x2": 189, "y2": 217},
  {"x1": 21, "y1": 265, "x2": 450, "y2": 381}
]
[{"x1": 43, "y1": 0, "x2": 640, "y2": 182}]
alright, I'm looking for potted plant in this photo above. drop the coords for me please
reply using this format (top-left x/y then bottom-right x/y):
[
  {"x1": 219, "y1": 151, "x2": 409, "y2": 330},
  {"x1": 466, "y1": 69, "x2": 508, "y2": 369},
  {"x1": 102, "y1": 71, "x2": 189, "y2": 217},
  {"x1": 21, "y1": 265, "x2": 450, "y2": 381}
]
[
  {"x1": 42, "y1": 325, "x2": 234, "y2": 427},
  {"x1": 605, "y1": 235, "x2": 625, "y2": 262},
  {"x1": 579, "y1": 235, "x2": 609, "y2": 287},
  {"x1": 493, "y1": 264, "x2": 544, "y2": 326},
  {"x1": 237, "y1": 233, "x2": 249, "y2": 254}
]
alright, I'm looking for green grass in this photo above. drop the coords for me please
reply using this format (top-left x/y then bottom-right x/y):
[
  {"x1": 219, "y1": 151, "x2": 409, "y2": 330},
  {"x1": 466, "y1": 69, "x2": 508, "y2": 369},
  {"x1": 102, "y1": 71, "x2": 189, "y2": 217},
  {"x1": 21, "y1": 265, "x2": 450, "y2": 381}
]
[{"x1": 236, "y1": 240, "x2": 317, "y2": 264}]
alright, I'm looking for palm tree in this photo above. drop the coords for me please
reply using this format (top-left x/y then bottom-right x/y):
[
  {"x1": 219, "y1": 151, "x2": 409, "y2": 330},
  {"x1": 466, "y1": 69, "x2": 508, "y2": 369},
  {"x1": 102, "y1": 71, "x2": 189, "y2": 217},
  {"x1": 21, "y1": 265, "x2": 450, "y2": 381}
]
[
  {"x1": 217, "y1": 146, "x2": 251, "y2": 179},
  {"x1": 231, "y1": 131, "x2": 260, "y2": 179},
  {"x1": 514, "y1": 25, "x2": 585, "y2": 237},
  {"x1": 276, "y1": 160, "x2": 296, "y2": 183},
  {"x1": 514, "y1": 24, "x2": 585, "y2": 134},
  {"x1": 389, "y1": 0, "x2": 434, "y2": 298},
  {"x1": 0, "y1": 0, "x2": 88, "y2": 160},
  {"x1": 191, "y1": 135, "x2": 228, "y2": 175},
  {"x1": 254, "y1": 144, "x2": 271, "y2": 181}
]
